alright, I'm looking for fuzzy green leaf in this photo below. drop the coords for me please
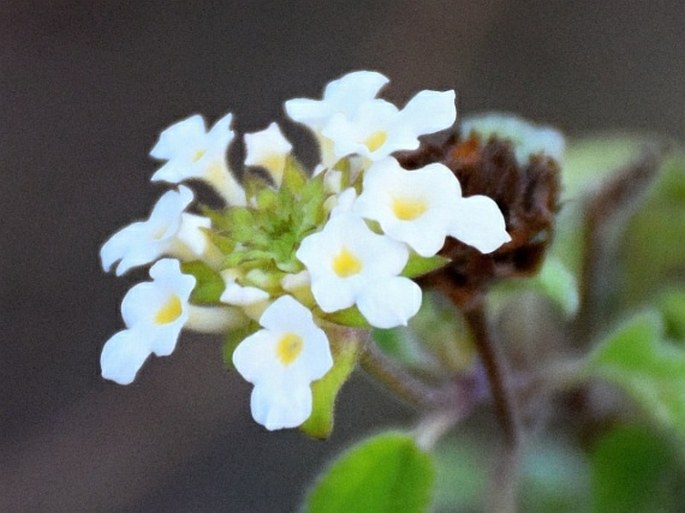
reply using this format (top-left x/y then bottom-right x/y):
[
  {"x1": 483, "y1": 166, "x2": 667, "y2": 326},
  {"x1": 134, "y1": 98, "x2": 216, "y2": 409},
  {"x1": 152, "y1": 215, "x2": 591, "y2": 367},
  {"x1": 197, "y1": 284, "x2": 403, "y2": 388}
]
[
  {"x1": 659, "y1": 289, "x2": 685, "y2": 341},
  {"x1": 586, "y1": 310, "x2": 685, "y2": 437},
  {"x1": 590, "y1": 424, "x2": 685, "y2": 513},
  {"x1": 304, "y1": 432, "x2": 435, "y2": 513},
  {"x1": 281, "y1": 155, "x2": 308, "y2": 194},
  {"x1": 300, "y1": 329, "x2": 360, "y2": 439},
  {"x1": 620, "y1": 152, "x2": 685, "y2": 307},
  {"x1": 180, "y1": 260, "x2": 225, "y2": 304},
  {"x1": 402, "y1": 254, "x2": 449, "y2": 278}
]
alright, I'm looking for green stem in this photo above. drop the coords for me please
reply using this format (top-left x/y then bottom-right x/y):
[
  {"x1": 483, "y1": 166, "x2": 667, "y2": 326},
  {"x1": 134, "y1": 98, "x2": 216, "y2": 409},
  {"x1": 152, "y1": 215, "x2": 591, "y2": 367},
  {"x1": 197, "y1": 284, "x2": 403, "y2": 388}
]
[{"x1": 359, "y1": 333, "x2": 464, "y2": 411}]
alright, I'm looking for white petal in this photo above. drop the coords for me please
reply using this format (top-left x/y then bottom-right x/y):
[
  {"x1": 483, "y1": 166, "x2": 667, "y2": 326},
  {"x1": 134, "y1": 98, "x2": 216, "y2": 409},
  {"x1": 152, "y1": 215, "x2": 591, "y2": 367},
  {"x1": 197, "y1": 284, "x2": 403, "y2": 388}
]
[
  {"x1": 150, "y1": 115, "x2": 206, "y2": 160},
  {"x1": 233, "y1": 330, "x2": 279, "y2": 383},
  {"x1": 244, "y1": 123, "x2": 292, "y2": 169},
  {"x1": 100, "y1": 187, "x2": 192, "y2": 275},
  {"x1": 100, "y1": 329, "x2": 151, "y2": 385},
  {"x1": 250, "y1": 380, "x2": 312, "y2": 430},
  {"x1": 449, "y1": 195, "x2": 510, "y2": 253},
  {"x1": 357, "y1": 277, "x2": 422, "y2": 328},
  {"x1": 176, "y1": 213, "x2": 211, "y2": 256},
  {"x1": 399, "y1": 89, "x2": 456, "y2": 135},
  {"x1": 310, "y1": 276, "x2": 357, "y2": 312},
  {"x1": 323, "y1": 70, "x2": 389, "y2": 111},
  {"x1": 220, "y1": 282, "x2": 270, "y2": 306},
  {"x1": 101, "y1": 225, "x2": 156, "y2": 274}
]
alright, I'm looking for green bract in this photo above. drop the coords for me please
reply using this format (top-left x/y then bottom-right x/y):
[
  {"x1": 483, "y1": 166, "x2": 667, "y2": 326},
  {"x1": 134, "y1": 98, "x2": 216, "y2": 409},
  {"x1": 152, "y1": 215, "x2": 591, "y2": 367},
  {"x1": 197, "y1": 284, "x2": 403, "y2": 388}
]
[{"x1": 204, "y1": 157, "x2": 326, "y2": 286}]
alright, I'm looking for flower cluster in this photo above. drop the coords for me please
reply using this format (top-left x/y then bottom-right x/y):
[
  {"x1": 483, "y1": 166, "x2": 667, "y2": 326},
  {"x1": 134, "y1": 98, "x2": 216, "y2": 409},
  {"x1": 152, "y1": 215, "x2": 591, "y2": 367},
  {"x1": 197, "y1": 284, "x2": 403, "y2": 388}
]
[{"x1": 99, "y1": 71, "x2": 511, "y2": 431}]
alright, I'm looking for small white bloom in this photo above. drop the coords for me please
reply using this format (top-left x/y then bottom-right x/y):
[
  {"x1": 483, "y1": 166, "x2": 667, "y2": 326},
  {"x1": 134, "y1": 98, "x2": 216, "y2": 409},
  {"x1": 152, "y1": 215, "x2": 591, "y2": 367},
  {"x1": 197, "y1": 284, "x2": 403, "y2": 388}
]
[
  {"x1": 285, "y1": 70, "x2": 389, "y2": 130},
  {"x1": 296, "y1": 214, "x2": 421, "y2": 328},
  {"x1": 101, "y1": 259, "x2": 196, "y2": 385},
  {"x1": 150, "y1": 113, "x2": 246, "y2": 206},
  {"x1": 461, "y1": 113, "x2": 565, "y2": 165},
  {"x1": 232, "y1": 295, "x2": 333, "y2": 430},
  {"x1": 100, "y1": 186, "x2": 213, "y2": 276},
  {"x1": 285, "y1": 70, "x2": 390, "y2": 168},
  {"x1": 321, "y1": 89, "x2": 456, "y2": 162},
  {"x1": 244, "y1": 122, "x2": 293, "y2": 186},
  {"x1": 353, "y1": 157, "x2": 510, "y2": 256}
]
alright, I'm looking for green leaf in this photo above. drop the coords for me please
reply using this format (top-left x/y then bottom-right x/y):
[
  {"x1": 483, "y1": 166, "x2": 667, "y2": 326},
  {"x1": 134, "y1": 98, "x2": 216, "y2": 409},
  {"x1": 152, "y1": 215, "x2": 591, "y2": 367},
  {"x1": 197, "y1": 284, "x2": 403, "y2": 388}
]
[
  {"x1": 619, "y1": 151, "x2": 685, "y2": 307},
  {"x1": 402, "y1": 254, "x2": 449, "y2": 278},
  {"x1": 304, "y1": 432, "x2": 435, "y2": 513},
  {"x1": 562, "y1": 135, "x2": 647, "y2": 197},
  {"x1": 300, "y1": 328, "x2": 360, "y2": 439},
  {"x1": 586, "y1": 310, "x2": 685, "y2": 437},
  {"x1": 281, "y1": 155, "x2": 308, "y2": 194},
  {"x1": 180, "y1": 260, "x2": 225, "y2": 304},
  {"x1": 590, "y1": 424, "x2": 685, "y2": 513},
  {"x1": 659, "y1": 289, "x2": 685, "y2": 342}
]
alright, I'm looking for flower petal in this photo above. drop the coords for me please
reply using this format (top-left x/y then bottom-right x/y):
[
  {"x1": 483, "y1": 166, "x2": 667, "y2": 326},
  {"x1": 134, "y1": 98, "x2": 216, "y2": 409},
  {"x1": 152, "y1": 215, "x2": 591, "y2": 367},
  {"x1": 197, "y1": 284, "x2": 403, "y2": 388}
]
[
  {"x1": 357, "y1": 276, "x2": 422, "y2": 328},
  {"x1": 250, "y1": 380, "x2": 312, "y2": 431},
  {"x1": 100, "y1": 329, "x2": 151, "y2": 385},
  {"x1": 449, "y1": 195, "x2": 511, "y2": 253}
]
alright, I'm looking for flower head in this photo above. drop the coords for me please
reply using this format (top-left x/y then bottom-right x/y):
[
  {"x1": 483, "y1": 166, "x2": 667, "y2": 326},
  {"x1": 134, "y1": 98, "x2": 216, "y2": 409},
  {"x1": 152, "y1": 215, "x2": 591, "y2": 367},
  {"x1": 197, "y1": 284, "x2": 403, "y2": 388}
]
[
  {"x1": 101, "y1": 259, "x2": 196, "y2": 384},
  {"x1": 285, "y1": 70, "x2": 389, "y2": 130},
  {"x1": 286, "y1": 71, "x2": 456, "y2": 168},
  {"x1": 354, "y1": 157, "x2": 510, "y2": 255},
  {"x1": 322, "y1": 89, "x2": 456, "y2": 162},
  {"x1": 100, "y1": 186, "x2": 212, "y2": 276},
  {"x1": 244, "y1": 122, "x2": 293, "y2": 186},
  {"x1": 232, "y1": 295, "x2": 333, "y2": 430},
  {"x1": 461, "y1": 113, "x2": 565, "y2": 165},
  {"x1": 296, "y1": 214, "x2": 421, "y2": 328},
  {"x1": 150, "y1": 113, "x2": 246, "y2": 205}
]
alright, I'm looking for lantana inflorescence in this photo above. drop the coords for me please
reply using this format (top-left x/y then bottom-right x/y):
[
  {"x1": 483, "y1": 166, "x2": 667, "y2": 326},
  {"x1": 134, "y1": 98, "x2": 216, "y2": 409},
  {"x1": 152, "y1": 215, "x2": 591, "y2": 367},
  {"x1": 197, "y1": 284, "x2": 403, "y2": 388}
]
[{"x1": 99, "y1": 70, "x2": 520, "y2": 432}]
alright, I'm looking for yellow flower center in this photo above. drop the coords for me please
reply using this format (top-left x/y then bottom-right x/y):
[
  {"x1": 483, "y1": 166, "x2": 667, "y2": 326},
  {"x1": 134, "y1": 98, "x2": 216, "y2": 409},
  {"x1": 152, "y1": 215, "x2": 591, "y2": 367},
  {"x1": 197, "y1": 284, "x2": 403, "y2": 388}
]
[
  {"x1": 332, "y1": 247, "x2": 363, "y2": 277},
  {"x1": 392, "y1": 196, "x2": 428, "y2": 221},
  {"x1": 192, "y1": 148, "x2": 207, "y2": 162},
  {"x1": 154, "y1": 295, "x2": 183, "y2": 325},
  {"x1": 365, "y1": 131, "x2": 387, "y2": 152},
  {"x1": 276, "y1": 332, "x2": 304, "y2": 365}
]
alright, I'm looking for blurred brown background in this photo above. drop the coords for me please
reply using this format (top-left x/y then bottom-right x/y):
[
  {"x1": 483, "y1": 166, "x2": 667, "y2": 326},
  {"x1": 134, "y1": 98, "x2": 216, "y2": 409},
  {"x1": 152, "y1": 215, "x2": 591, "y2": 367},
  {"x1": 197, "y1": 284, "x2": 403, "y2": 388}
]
[{"x1": 1, "y1": 1, "x2": 683, "y2": 512}]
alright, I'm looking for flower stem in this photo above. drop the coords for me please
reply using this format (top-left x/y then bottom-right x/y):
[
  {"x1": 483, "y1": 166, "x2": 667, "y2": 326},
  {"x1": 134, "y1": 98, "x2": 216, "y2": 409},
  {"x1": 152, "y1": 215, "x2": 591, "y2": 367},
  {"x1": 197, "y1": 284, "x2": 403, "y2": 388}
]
[
  {"x1": 460, "y1": 296, "x2": 522, "y2": 513},
  {"x1": 359, "y1": 333, "x2": 464, "y2": 411}
]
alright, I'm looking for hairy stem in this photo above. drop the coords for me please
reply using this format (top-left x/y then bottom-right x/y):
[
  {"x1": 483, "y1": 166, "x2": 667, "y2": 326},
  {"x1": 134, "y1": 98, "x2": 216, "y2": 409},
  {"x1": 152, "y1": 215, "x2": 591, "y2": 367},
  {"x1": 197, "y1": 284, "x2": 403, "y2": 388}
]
[
  {"x1": 461, "y1": 297, "x2": 522, "y2": 513},
  {"x1": 359, "y1": 333, "x2": 466, "y2": 411}
]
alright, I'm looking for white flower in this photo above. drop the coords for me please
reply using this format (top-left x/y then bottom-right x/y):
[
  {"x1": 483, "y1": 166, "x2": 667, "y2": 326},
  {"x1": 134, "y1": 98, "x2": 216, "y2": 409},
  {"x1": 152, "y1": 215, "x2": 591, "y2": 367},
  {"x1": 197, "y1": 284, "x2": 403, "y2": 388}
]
[
  {"x1": 321, "y1": 89, "x2": 456, "y2": 162},
  {"x1": 353, "y1": 157, "x2": 510, "y2": 256},
  {"x1": 150, "y1": 113, "x2": 246, "y2": 206},
  {"x1": 461, "y1": 112, "x2": 565, "y2": 165},
  {"x1": 285, "y1": 70, "x2": 390, "y2": 168},
  {"x1": 296, "y1": 214, "x2": 421, "y2": 328},
  {"x1": 244, "y1": 122, "x2": 293, "y2": 186},
  {"x1": 232, "y1": 295, "x2": 333, "y2": 430},
  {"x1": 285, "y1": 70, "x2": 389, "y2": 130},
  {"x1": 101, "y1": 259, "x2": 196, "y2": 385},
  {"x1": 101, "y1": 186, "x2": 214, "y2": 276}
]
